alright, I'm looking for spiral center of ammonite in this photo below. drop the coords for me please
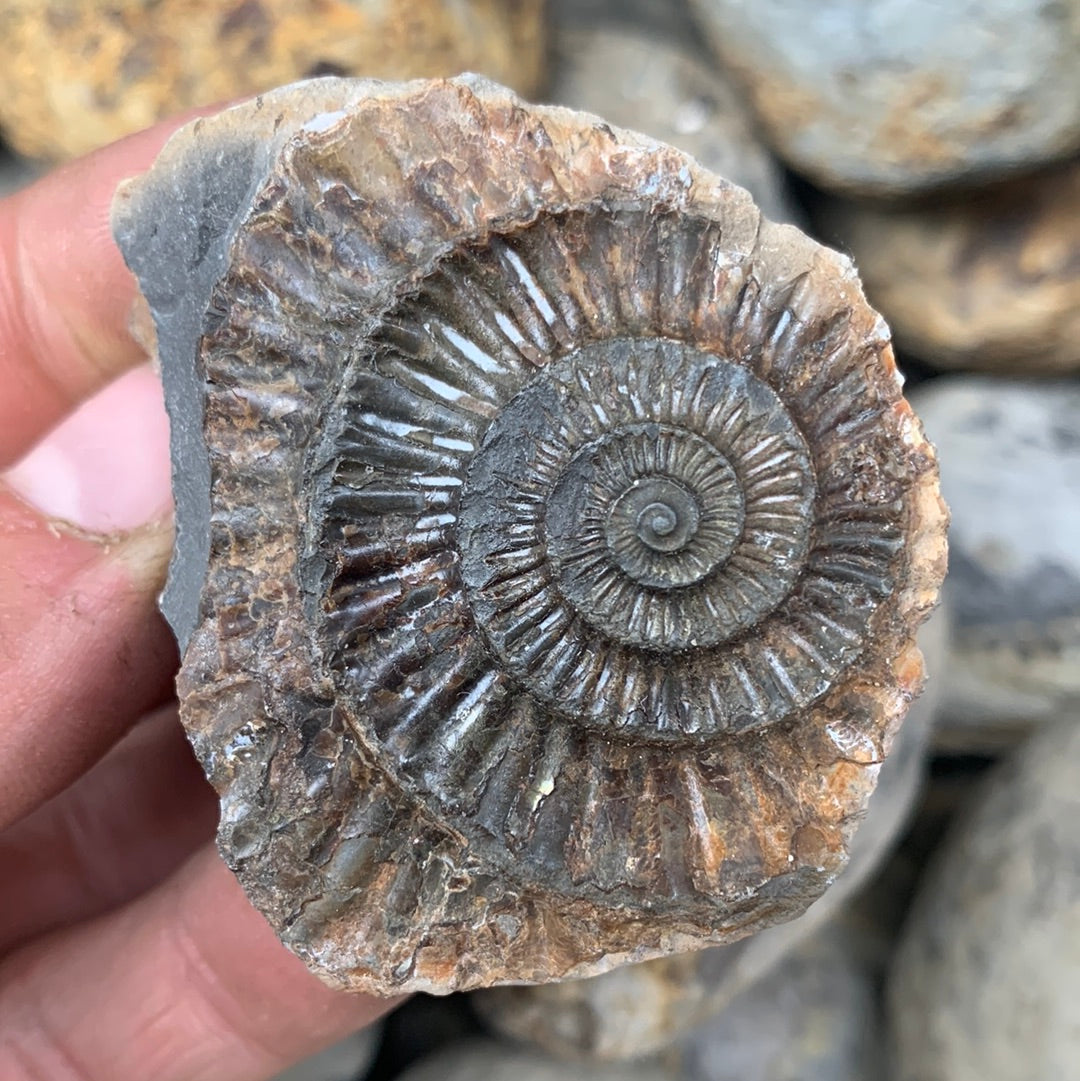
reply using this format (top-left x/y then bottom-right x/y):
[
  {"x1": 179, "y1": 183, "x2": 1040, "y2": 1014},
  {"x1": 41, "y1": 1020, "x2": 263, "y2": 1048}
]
[
  {"x1": 542, "y1": 425, "x2": 745, "y2": 602},
  {"x1": 457, "y1": 338, "x2": 814, "y2": 668},
  {"x1": 639, "y1": 499, "x2": 679, "y2": 540},
  {"x1": 623, "y1": 482, "x2": 697, "y2": 554}
]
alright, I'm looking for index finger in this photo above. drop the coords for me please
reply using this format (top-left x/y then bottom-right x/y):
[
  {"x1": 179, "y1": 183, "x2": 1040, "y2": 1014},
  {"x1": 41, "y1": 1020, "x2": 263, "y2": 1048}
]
[{"x1": 0, "y1": 109, "x2": 217, "y2": 467}]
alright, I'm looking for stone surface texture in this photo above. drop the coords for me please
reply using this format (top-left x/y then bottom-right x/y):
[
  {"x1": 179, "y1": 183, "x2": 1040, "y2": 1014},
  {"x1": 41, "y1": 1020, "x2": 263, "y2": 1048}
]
[
  {"x1": 398, "y1": 1041, "x2": 674, "y2": 1081},
  {"x1": 911, "y1": 378, "x2": 1080, "y2": 753},
  {"x1": 113, "y1": 76, "x2": 946, "y2": 995},
  {"x1": 473, "y1": 606, "x2": 947, "y2": 1059},
  {"x1": 689, "y1": 0, "x2": 1080, "y2": 195},
  {"x1": 824, "y1": 159, "x2": 1080, "y2": 373},
  {"x1": 889, "y1": 719, "x2": 1080, "y2": 1081},
  {"x1": 679, "y1": 915, "x2": 879, "y2": 1081},
  {"x1": 0, "y1": 0, "x2": 545, "y2": 161},
  {"x1": 550, "y1": 25, "x2": 793, "y2": 222}
]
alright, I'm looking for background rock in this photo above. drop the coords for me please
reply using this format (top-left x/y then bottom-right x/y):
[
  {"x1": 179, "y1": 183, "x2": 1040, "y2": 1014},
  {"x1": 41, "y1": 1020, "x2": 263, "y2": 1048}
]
[
  {"x1": 688, "y1": 0, "x2": 1080, "y2": 195},
  {"x1": 889, "y1": 718, "x2": 1080, "y2": 1080},
  {"x1": 820, "y1": 159, "x2": 1080, "y2": 373},
  {"x1": 0, "y1": 0, "x2": 546, "y2": 161},
  {"x1": 549, "y1": 25, "x2": 794, "y2": 223},
  {"x1": 472, "y1": 606, "x2": 948, "y2": 1060},
  {"x1": 396, "y1": 1040, "x2": 674, "y2": 1081},
  {"x1": 679, "y1": 915, "x2": 879, "y2": 1081},
  {"x1": 911, "y1": 378, "x2": 1080, "y2": 753}
]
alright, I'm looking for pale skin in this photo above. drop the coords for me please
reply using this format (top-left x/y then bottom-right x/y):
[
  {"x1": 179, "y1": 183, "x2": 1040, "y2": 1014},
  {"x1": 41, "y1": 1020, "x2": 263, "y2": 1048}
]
[{"x1": 0, "y1": 115, "x2": 397, "y2": 1080}]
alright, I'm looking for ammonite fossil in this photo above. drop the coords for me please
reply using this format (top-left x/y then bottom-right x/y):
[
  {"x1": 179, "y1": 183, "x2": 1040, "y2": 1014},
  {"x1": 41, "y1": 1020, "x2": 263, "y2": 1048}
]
[{"x1": 113, "y1": 76, "x2": 947, "y2": 994}]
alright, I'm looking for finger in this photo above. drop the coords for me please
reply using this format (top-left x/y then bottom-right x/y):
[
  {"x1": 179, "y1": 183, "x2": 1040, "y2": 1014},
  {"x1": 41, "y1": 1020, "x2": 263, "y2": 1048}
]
[
  {"x1": 0, "y1": 481, "x2": 177, "y2": 829},
  {"x1": 0, "y1": 846, "x2": 399, "y2": 1081},
  {"x1": 0, "y1": 705, "x2": 217, "y2": 956},
  {"x1": 0, "y1": 108, "x2": 216, "y2": 467}
]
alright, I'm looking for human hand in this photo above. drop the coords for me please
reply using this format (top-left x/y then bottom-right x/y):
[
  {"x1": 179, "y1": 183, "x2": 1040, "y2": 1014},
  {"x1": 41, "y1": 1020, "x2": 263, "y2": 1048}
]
[{"x1": 0, "y1": 117, "x2": 396, "y2": 1081}]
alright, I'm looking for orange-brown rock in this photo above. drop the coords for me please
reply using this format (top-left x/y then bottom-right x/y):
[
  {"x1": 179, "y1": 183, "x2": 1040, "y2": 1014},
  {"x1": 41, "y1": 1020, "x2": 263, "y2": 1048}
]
[
  {"x1": 823, "y1": 160, "x2": 1080, "y2": 373},
  {"x1": 0, "y1": 0, "x2": 546, "y2": 161},
  {"x1": 113, "y1": 76, "x2": 946, "y2": 995}
]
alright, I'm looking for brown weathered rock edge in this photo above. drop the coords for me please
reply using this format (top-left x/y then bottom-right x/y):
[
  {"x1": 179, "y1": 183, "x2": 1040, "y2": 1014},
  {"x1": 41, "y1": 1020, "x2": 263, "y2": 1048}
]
[{"x1": 112, "y1": 76, "x2": 947, "y2": 995}]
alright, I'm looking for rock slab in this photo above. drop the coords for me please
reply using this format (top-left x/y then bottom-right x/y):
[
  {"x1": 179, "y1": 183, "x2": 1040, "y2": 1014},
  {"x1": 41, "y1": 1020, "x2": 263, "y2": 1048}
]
[
  {"x1": 912, "y1": 378, "x2": 1080, "y2": 752},
  {"x1": 890, "y1": 718, "x2": 1080, "y2": 1080},
  {"x1": 689, "y1": 0, "x2": 1080, "y2": 195}
]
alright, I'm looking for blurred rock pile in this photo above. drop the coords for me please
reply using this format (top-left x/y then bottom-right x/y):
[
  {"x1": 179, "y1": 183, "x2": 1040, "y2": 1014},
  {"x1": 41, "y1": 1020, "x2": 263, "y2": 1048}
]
[{"x1": 3, "y1": 0, "x2": 1078, "y2": 1078}]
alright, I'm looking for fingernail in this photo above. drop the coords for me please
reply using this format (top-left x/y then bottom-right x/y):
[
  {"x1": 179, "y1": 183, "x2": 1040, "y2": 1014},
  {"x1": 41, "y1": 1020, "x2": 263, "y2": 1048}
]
[{"x1": 4, "y1": 365, "x2": 173, "y2": 535}]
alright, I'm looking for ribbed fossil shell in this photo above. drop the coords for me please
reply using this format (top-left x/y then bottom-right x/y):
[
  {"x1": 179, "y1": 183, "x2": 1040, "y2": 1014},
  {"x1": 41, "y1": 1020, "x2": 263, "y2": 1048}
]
[{"x1": 113, "y1": 76, "x2": 947, "y2": 995}]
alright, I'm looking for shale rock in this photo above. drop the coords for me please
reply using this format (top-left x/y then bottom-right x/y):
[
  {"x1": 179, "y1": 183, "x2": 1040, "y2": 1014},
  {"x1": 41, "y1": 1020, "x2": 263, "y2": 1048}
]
[
  {"x1": 912, "y1": 378, "x2": 1080, "y2": 752},
  {"x1": 0, "y1": 0, "x2": 545, "y2": 161},
  {"x1": 689, "y1": 0, "x2": 1080, "y2": 195},
  {"x1": 822, "y1": 159, "x2": 1080, "y2": 373},
  {"x1": 550, "y1": 25, "x2": 793, "y2": 223},
  {"x1": 890, "y1": 718, "x2": 1080, "y2": 1081}
]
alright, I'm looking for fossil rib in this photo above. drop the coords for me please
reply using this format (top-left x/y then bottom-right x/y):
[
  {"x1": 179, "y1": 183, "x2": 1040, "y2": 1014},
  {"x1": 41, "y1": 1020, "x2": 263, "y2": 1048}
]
[{"x1": 113, "y1": 76, "x2": 947, "y2": 995}]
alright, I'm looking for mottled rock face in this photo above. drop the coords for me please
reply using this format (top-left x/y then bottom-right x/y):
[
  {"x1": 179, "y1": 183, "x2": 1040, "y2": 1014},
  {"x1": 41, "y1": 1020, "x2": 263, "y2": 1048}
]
[
  {"x1": 911, "y1": 378, "x2": 1080, "y2": 753},
  {"x1": 0, "y1": 0, "x2": 545, "y2": 161},
  {"x1": 113, "y1": 77, "x2": 945, "y2": 995},
  {"x1": 472, "y1": 606, "x2": 947, "y2": 1059},
  {"x1": 689, "y1": 0, "x2": 1080, "y2": 195},
  {"x1": 550, "y1": 26, "x2": 793, "y2": 223},
  {"x1": 822, "y1": 160, "x2": 1080, "y2": 374},
  {"x1": 889, "y1": 719, "x2": 1080, "y2": 1081}
]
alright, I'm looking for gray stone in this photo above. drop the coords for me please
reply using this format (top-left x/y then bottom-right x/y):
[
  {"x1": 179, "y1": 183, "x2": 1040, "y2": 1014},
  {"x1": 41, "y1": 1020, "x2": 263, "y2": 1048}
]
[
  {"x1": 396, "y1": 1040, "x2": 674, "y2": 1081},
  {"x1": 688, "y1": 0, "x2": 1080, "y2": 195},
  {"x1": 911, "y1": 378, "x2": 1080, "y2": 753},
  {"x1": 549, "y1": 25, "x2": 794, "y2": 223},
  {"x1": 889, "y1": 718, "x2": 1080, "y2": 1081},
  {"x1": 471, "y1": 607, "x2": 947, "y2": 1060},
  {"x1": 679, "y1": 916, "x2": 879, "y2": 1081},
  {"x1": 270, "y1": 1026, "x2": 379, "y2": 1081}
]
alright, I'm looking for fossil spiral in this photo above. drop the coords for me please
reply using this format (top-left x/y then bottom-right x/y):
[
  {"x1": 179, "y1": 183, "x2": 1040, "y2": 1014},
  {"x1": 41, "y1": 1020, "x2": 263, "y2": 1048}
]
[{"x1": 113, "y1": 76, "x2": 947, "y2": 994}]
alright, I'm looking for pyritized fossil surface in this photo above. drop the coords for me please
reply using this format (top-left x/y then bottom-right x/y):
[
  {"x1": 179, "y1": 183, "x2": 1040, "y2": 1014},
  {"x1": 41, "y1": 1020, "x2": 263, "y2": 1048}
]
[{"x1": 113, "y1": 76, "x2": 947, "y2": 995}]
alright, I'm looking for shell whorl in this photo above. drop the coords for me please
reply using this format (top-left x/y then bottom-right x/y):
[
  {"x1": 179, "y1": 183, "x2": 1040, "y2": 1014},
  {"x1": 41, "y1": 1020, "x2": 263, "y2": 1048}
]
[
  {"x1": 310, "y1": 201, "x2": 917, "y2": 900},
  {"x1": 123, "y1": 77, "x2": 947, "y2": 994}
]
